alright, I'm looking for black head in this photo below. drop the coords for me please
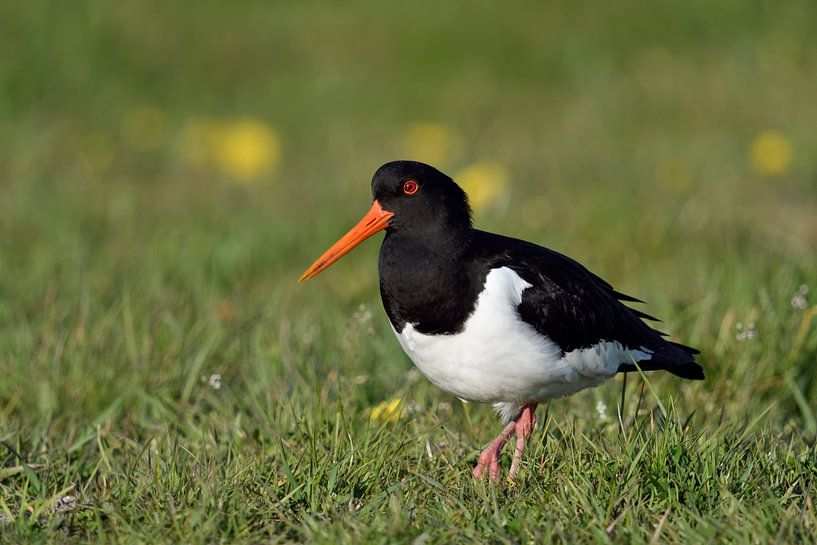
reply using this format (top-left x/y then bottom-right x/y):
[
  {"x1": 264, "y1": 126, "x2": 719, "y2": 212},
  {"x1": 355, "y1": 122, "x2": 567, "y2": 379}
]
[
  {"x1": 299, "y1": 160, "x2": 472, "y2": 282},
  {"x1": 372, "y1": 161, "x2": 472, "y2": 234}
]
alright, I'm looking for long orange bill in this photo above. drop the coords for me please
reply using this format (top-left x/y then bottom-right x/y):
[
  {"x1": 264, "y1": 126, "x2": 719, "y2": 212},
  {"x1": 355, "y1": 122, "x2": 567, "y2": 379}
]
[{"x1": 299, "y1": 200, "x2": 394, "y2": 282}]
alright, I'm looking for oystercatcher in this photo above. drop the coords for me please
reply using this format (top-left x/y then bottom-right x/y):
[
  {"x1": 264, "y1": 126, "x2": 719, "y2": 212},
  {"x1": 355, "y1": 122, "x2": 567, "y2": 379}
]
[{"x1": 300, "y1": 160, "x2": 703, "y2": 482}]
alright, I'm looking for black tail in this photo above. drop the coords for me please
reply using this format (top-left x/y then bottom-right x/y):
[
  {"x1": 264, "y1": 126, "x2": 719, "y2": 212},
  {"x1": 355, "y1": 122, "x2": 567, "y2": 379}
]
[
  {"x1": 617, "y1": 341, "x2": 704, "y2": 380},
  {"x1": 618, "y1": 360, "x2": 705, "y2": 380}
]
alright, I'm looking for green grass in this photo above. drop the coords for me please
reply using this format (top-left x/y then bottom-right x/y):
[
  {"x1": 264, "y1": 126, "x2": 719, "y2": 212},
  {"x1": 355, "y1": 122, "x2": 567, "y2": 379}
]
[{"x1": 2, "y1": 0, "x2": 817, "y2": 542}]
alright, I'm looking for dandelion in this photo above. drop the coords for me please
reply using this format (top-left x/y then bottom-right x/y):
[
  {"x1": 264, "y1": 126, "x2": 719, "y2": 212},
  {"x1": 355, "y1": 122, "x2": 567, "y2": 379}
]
[
  {"x1": 369, "y1": 398, "x2": 403, "y2": 424},
  {"x1": 179, "y1": 117, "x2": 281, "y2": 181},
  {"x1": 209, "y1": 374, "x2": 222, "y2": 390},
  {"x1": 791, "y1": 285, "x2": 808, "y2": 310},
  {"x1": 402, "y1": 122, "x2": 462, "y2": 166},
  {"x1": 455, "y1": 161, "x2": 510, "y2": 215},
  {"x1": 750, "y1": 131, "x2": 792, "y2": 177},
  {"x1": 214, "y1": 119, "x2": 281, "y2": 181},
  {"x1": 121, "y1": 106, "x2": 166, "y2": 152}
]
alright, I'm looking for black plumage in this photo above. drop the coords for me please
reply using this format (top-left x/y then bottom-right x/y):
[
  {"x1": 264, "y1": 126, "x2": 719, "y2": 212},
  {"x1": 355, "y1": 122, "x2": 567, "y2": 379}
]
[{"x1": 374, "y1": 160, "x2": 703, "y2": 381}]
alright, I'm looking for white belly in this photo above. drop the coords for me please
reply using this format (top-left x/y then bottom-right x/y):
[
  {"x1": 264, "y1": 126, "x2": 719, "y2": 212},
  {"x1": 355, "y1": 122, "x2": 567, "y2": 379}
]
[{"x1": 390, "y1": 267, "x2": 652, "y2": 421}]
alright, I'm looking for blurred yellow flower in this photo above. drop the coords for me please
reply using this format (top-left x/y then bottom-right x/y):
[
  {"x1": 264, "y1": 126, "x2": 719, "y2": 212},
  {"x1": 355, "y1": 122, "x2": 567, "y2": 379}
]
[
  {"x1": 121, "y1": 106, "x2": 166, "y2": 152},
  {"x1": 215, "y1": 119, "x2": 281, "y2": 181},
  {"x1": 402, "y1": 122, "x2": 462, "y2": 166},
  {"x1": 369, "y1": 398, "x2": 403, "y2": 424},
  {"x1": 455, "y1": 161, "x2": 510, "y2": 214},
  {"x1": 179, "y1": 118, "x2": 281, "y2": 182},
  {"x1": 750, "y1": 131, "x2": 792, "y2": 177}
]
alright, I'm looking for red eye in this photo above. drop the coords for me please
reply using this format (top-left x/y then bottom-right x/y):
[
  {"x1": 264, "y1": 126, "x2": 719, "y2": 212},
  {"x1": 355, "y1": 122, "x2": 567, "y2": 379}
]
[{"x1": 403, "y1": 180, "x2": 419, "y2": 195}]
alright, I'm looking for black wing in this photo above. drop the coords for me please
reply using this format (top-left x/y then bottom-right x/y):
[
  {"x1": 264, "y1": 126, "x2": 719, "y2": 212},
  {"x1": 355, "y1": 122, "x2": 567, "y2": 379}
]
[{"x1": 471, "y1": 230, "x2": 703, "y2": 380}]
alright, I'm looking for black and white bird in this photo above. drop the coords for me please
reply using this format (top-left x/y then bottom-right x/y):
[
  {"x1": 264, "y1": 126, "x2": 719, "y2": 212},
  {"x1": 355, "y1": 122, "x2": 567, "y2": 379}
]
[{"x1": 300, "y1": 160, "x2": 703, "y2": 482}]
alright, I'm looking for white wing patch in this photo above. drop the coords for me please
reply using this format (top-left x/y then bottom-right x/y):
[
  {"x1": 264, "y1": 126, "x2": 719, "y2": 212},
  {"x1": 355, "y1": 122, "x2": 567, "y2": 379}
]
[
  {"x1": 564, "y1": 342, "x2": 653, "y2": 378},
  {"x1": 391, "y1": 267, "x2": 653, "y2": 422}
]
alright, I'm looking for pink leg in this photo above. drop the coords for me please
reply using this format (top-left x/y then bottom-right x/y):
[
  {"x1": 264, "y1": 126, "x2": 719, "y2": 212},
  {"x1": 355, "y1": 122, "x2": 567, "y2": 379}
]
[
  {"x1": 473, "y1": 403, "x2": 538, "y2": 482},
  {"x1": 473, "y1": 420, "x2": 516, "y2": 482},
  {"x1": 508, "y1": 404, "x2": 537, "y2": 480}
]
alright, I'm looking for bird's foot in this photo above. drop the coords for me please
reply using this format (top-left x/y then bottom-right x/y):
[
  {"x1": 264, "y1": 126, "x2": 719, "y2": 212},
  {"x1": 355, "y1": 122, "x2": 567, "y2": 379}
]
[
  {"x1": 473, "y1": 420, "x2": 516, "y2": 482},
  {"x1": 473, "y1": 403, "x2": 538, "y2": 482},
  {"x1": 509, "y1": 403, "x2": 537, "y2": 479}
]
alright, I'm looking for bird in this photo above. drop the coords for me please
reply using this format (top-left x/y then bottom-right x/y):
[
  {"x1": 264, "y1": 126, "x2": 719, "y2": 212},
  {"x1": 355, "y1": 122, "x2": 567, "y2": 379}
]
[{"x1": 299, "y1": 160, "x2": 704, "y2": 482}]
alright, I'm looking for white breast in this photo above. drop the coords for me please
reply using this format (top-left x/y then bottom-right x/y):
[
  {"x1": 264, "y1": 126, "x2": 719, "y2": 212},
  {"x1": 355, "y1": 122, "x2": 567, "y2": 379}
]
[{"x1": 390, "y1": 267, "x2": 653, "y2": 421}]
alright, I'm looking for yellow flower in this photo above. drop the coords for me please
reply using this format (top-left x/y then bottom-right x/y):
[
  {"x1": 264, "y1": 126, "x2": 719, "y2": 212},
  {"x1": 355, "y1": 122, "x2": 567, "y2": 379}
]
[
  {"x1": 402, "y1": 122, "x2": 462, "y2": 166},
  {"x1": 369, "y1": 398, "x2": 403, "y2": 424},
  {"x1": 179, "y1": 118, "x2": 281, "y2": 182},
  {"x1": 121, "y1": 106, "x2": 166, "y2": 152},
  {"x1": 750, "y1": 131, "x2": 792, "y2": 177},
  {"x1": 455, "y1": 161, "x2": 510, "y2": 214},
  {"x1": 214, "y1": 119, "x2": 281, "y2": 182}
]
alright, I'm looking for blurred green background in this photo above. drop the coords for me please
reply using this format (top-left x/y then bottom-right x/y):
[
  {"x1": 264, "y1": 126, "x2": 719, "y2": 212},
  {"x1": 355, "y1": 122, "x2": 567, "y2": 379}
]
[{"x1": 1, "y1": 0, "x2": 816, "y2": 541}]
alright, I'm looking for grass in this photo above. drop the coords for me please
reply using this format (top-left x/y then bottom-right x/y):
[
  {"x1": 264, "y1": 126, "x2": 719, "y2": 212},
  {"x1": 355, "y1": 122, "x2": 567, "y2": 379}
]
[{"x1": 1, "y1": 0, "x2": 817, "y2": 542}]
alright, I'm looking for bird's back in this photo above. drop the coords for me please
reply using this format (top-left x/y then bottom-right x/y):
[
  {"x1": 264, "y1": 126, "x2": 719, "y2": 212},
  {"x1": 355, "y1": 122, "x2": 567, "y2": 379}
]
[{"x1": 467, "y1": 230, "x2": 703, "y2": 380}]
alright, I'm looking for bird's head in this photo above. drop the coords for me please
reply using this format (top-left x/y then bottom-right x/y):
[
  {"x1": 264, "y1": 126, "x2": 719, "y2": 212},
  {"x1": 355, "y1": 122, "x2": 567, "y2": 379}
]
[{"x1": 299, "y1": 160, "x2": 472, "y2": 281}]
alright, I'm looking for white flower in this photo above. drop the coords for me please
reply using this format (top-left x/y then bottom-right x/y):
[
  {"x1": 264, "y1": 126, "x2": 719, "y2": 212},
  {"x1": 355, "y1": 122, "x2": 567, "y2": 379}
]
[
  {"x1": 596, "y1": 399, "x2": 609, "y2": 420},
  {"x1": 791, "y1": 285, "x2": 808, "y2": 310},
  {"x1": 352, "y1": 303, "x2": 373, "y2": 323},
  {"x1": 736, "y1": 321, "x2": 758, "y2": 341}
]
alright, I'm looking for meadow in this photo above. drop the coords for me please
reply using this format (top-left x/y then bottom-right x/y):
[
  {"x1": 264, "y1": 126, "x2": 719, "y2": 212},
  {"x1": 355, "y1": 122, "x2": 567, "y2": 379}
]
[{"x1": 1, "y1": 1, "x2": 816, "y2": 543}]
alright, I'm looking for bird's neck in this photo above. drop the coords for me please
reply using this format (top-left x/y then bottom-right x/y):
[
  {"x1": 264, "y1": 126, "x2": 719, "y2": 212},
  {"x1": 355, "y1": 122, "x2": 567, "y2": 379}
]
[{"x1": 378, "y1": 227, "x2": 479, "y2": 334}]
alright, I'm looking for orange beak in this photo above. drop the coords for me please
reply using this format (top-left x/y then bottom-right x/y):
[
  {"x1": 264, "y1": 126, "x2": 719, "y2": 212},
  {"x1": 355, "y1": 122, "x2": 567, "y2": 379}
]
[{"x1": 299, "y1": 200, "x2": 394, "y2": 282}]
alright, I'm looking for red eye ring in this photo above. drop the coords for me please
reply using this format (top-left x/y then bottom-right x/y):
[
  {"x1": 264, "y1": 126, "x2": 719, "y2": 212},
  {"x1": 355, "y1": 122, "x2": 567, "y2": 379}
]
[{"x1": 403, "y1": 180, "x2": 419, "y2": 195}]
